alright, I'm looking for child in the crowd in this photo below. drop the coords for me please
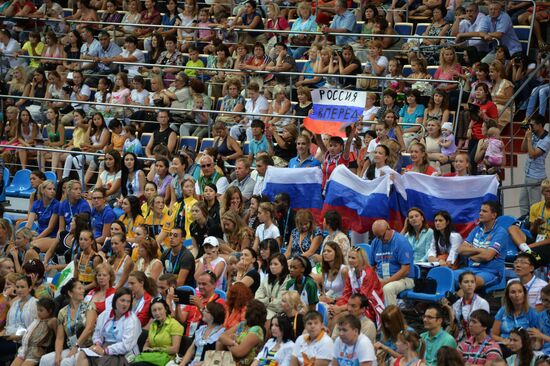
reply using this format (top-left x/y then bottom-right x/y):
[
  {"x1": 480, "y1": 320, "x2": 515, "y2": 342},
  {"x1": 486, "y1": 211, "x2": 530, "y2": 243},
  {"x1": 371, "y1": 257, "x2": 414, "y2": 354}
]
[
  {"x1": 478, "y1": 125, "x2": 504, "y2": 174},
  {"x1": 107, "y1": 118, "x2": 126, "y2": 154},
  {"x1": 122, "y1": 124, "x2": 143, "y2": 156},
  {"x1": 384, "y1": 58, "x2": 405, "y2": 92},
  {"x1": 184, "y1": 46, "x2": 205, "y2": 78},
  {"x1": 13, "y1": 297, "x2": 56, "y2": 366},
  {"x1": 253, "y1": 202, "x2": 281, "y2": 250},
  {"x1": 248, "y1": 119, "x2": 270, "y2": 164},
  {"x1": 93, "y1": 77, "x2": 113, "y2": 117},
  {"x1": 314, "y1": 125, "x2": 355, "y2": 187},
  {"x1": 195, "y1": 8, "x2": 215, "y2": 53},
  {"x1": 206, "y1": 12, "x2": 238, "y2": 54},
  {"x1": 439, "y1": 122, "x2": 457, "y2": 160},
  {"x1": 291, "y1": 310, "x2": 334, "y2": 366},
  {"x1": 190, "y1": 94, "x2": 212, "y2": 138}
]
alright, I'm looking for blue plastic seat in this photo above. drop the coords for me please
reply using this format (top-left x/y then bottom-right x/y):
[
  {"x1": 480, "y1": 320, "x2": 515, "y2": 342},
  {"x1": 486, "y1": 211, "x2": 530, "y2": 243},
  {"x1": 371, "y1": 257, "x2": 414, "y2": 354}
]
[
  {"x1": 215, "y1": 289, "x2": 227, "y2": 300},
  {"x1": 354, "y1": 243, "x2": 372, "y2": 260},
  {"x1": 6, "y1": 169, "x2": 32, "y2": 197},
  {"x1": 316, "y1": 302, "x2": 328, "y2": 326},
  {"x1": 176, "y1": 285, "x2": 196, "y2": 296},
  {"x1": 0, "y1": 167, "x2": 10, "y2": 202},
  {"x1": 400, "y1": 266, "x2": 454, "y2": 302},
  {"x1": 180, "y1": 136, "x2": 199, "y2": 152},
  {"x1": 398, "y1": 264, "x2": 421, "y2": 299},
  {"x1": 199, "y1": 138, "x2": 214, "y2": 152}
]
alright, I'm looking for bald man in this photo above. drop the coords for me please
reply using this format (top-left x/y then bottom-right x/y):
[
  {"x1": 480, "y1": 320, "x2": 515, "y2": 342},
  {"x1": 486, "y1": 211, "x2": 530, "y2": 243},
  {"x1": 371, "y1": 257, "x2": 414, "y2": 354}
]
[{"x1": 368, "y1": 220, "x2": 415, "y2": 305}]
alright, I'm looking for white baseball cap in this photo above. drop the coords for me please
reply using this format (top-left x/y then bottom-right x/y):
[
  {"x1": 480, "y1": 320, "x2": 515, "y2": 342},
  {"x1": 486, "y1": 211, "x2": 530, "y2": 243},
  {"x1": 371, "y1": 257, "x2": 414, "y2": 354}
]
[{"x1": 203, "y1": 236, "x2": 219, "y2": 247}]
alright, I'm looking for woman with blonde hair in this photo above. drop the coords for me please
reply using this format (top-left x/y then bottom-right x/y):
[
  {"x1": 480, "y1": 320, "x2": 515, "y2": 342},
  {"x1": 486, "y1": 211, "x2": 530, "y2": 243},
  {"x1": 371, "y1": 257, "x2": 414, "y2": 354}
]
[
  {"x1": 489, "y1": 61, "x2": 514, "y2": 129},
  {"x1": 7, "y1": 66, "x2": 30, "y2": 109},
  {"x1": 26, "y1": 180, "x2": 59, "y2": 240},
  {"x1": 434, "y1": 47, "x2": 463, "y2": 108},
  {"x1": 222, "y1": 210, "x2": 253, "y2": 252},
  {"x1": 264, "y1": 84, "x2": 292, "y2": 128},
  {"x1": 84, "y1": 262, "x2": 116, "y2": 315},
  {"x1": 288, "y1": 1, "x2": 317, "y2": 59},
  {"x1": 280, "y1": 290, "x2": 305, "y2": 341}
]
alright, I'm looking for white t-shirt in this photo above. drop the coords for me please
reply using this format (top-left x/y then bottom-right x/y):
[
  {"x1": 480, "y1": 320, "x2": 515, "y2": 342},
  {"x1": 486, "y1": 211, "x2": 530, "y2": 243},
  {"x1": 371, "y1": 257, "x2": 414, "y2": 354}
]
[
  {"x1": 293, "y1": 332, "x2": 334, "y2": 366},
  {"x1": 245, "y1": 95, "x2": 269, "y2": 124},
  {"x1": 255, "y1": 223, "x2": 281, "y2": 242},
  {"x1": 452, "y1": 294, "x2": 490, "y2": 326},
  {"x1": 333, "y1": 334, "x2": 377, "y2": 366},
  {"x1": 122, "y1": 48, "x2": 145, "y2": 78}
]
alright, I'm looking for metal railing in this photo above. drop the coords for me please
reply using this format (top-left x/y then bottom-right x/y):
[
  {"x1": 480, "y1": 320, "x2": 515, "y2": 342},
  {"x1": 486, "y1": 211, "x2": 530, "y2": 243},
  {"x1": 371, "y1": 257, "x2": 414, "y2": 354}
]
[
  {"x1": 499, "y1": 52, "x2": 550, "y2": 186},
  {"x1": 3, "y1": 54, "x2": 464, "y2": 128}
]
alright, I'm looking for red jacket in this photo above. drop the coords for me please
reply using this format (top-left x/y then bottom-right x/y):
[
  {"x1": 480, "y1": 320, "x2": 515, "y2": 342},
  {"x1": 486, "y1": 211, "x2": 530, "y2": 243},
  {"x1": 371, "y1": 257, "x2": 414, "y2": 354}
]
[{"x1": 337, "y1": 266, "x2": 384, "y2": 322}]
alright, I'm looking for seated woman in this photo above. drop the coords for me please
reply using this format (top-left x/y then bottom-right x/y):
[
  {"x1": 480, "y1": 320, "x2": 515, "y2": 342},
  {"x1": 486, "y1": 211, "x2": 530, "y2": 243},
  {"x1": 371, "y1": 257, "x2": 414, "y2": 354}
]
[
  {"x1": 492, "y1": 281, "x2": 538, "y2": 347},
  {"x1": 489, "y1": 61, "x2": 514, "y2": 129},
  {"x1": 22, "y1": 260, "x2": 55, "y2": 299},
  {"x1": 0, "y1": 275, "x2": 37, "y2": 359},
  {"x1": 255, "y1": 253, "x2": 290, "y2": 320},
  {"x1": 294, "y1": 46, "x2": 326, "y2": 90},
  {"x1": 217, "y1": 299, "x2": 267, "y2": 366},
  {"x1": 8, "y1": 228, "x2": 40, "y2": 274},
  {"x1": 223, "y1": 282, "x2": 253, "y2": 331},
  {"x1": 400, "y1": 90, "x2": 425, "y2": 146},
  {"x1": 120, "y1": 152, "x2": 146, "y2": 201},
  {"x1": 404, "y1": 142, "x2": 437, "y2": 175},
  {"x1": 268, "y1": 124, "x2": 298, "y2": 167},
  {"x1": 251, "y1": 315, "x2": 295, "y2": 366},
  {"x1": 26, "y1": 180, "x2": 59, "y2": 241},
  {"x1": 131, "y1": 297, "x2": 183, "y2": 366},
  {"x1": 315, "y1": 241, "x2": 348, "y2": 305},
  {"x1": 401, "y1": 207, "x2": 434, "y2": 262},
  {"x1": 84, "y1": 263, "x2": 116, "y2": 316},
  {"x1": 135, "y1": 236, "x2": 163, "y2": 281},
  {"x1": 285, "y1": 209, "x2": 323, "y2": 260},
  {"x1": 40, "y1": 278, "x2": 97, "y2": 366},
  {"x1": 180, "y1": 302, "x2": 226, "y2": 366},
  {"x1": 374, "y1": 305, "x2": 412, "y2": 362},
  {"x1": 506, "y1": 328, "x2": 537, "y2": 366},
  {"x1": 109, "y1": 233, "x2": 134, "y2": 289},
  {"x1": 434, "y1": 47, "x2": 463, "y2": 109},
  {"x1": 329, "y1": 45, "x2": 362, "y2": 89},
  {"x1": 76, "y1": 288, "x2": 141, "y2": 366},
  {"x1": 333, "y1": 247, "x2": 383, "y2": 323},
  {"x1": 118, "y1": 195, "x2": 145, "y2": 242},
  {"x1": 74, "y1": 230, "x2": 104, "y2": 292},
  {"x1": 288, "y1": 1, "x2": 317, "y2": 59},
  {"x1": 427, "y1": 211, "x2": 461, "y2": 268},
  {"x1": 286, "y1": 256, "x2": 318, "y2": 311},
  {"x1": 94, "y1": 150, "x2": 122, "y2": 206}
]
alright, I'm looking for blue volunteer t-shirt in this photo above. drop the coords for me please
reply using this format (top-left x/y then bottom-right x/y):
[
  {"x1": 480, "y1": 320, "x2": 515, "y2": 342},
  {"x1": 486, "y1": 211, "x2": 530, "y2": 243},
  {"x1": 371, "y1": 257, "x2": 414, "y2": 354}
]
[
  {"x1": 465, "y1": 224, "x2": 506, "y2": 275},
  {"x1": 90, "y1": 205, "x2": 116, "y2": 239},
  {"x1": 31, "y1": 199, "x2": 60, "y2": 238},
  {"x1": 370, "y1": 231, "x2": 415, "y2": 278},
  {"x1": 538, "y1": 310, "x2": 550, "y2": 355},
  {"x1": 58, "y1": 198, "x2": 92, "y2": 231}
]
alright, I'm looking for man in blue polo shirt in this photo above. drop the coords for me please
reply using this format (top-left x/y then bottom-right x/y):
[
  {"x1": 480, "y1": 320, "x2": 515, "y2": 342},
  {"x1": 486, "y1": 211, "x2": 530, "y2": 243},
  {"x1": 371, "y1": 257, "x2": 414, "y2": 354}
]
[
  {"x1": 90, "y1": 187, "x2": 116, "y2": 245},
  {"x1": 369, "y1": 219, "x2": 415, "y2": 305},
  {"x1": 481, "y1": 1, "x2": 522, "y2": 63},
  {"x1": 456, "y1": 201, "x2": 506, "y2": 289},
  {"x1": 322, "y1": 0, "x2": 357, "y2": 46},
  {"x1": 289, "y1": 134, "x2": 321, "y2": 168}
]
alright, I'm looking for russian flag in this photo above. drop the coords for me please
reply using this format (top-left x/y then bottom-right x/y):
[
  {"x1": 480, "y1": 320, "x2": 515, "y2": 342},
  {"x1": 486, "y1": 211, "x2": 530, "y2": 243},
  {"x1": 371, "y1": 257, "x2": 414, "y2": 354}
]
[
  {"x1": 304, "y1": 88, "x2": 366, "y2": 137},
  {"x1": 261, "y1": 167, "x2": 324, "y2": 211},
  {"x1": 398, "y1": 173, "x2": 500, "y2": 236},
  {"x1": 323, "y1": 165, "x2": 392, "y2": 233}
]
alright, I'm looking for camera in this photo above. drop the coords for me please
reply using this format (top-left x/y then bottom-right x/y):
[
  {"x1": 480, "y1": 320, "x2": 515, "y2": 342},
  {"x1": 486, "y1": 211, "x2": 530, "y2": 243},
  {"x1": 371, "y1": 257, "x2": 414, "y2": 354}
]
[{"x1": 521, "y1": 123, "x2": 532, "y2": 130}]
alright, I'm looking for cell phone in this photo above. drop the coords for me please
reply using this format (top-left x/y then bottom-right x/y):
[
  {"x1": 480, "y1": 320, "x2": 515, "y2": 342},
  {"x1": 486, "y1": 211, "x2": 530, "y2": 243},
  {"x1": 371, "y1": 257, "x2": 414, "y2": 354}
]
[{"x1": 174, "y1": 288, "x2": 193, "y2": 305}]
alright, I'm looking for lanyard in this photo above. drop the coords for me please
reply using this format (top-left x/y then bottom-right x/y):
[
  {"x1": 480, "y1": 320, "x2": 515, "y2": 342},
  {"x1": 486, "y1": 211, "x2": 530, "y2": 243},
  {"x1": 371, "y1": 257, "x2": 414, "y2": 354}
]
[
  {"x1": 108, "y1": 318, "x2": 118, "y2": 339},
  {"x1": 282, "y1": 209, "x2": 291, "y2": 243},
  {"x1": 167, "y1": 249, "x2": 182, "y2": 273},
  {"x1": 342, "y1": 341, "x2": 357, "y2": 359},
  {"x1": 467, "y1": 336, "x2": 489, "y2": 363},
  {"x1": 133, "y1": 296, "x2": 144, "y2": 312},
  {"x1": 67, "y1": 302, "x2": 82, "y2": 336}
]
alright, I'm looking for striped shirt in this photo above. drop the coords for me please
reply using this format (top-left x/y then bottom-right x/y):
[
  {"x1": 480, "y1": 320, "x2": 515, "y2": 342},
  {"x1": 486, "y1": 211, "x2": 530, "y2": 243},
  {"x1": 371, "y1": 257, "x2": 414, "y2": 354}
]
[{"x1": 458, "y1": 336, "x2": 503, "y2": 365}]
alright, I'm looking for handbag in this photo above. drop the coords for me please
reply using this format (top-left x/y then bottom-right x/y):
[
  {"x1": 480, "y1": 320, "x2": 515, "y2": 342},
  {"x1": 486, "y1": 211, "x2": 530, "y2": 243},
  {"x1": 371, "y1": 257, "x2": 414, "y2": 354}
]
[
  {"x1": 132, "y1": 351, "x2": 172, "y2": 366},
  {"x1": 413, "y1": 278, "x2": 437, "y2": 294},
  {"x1": 203, "y1": 350, "x2": 236, "y2": 366}
]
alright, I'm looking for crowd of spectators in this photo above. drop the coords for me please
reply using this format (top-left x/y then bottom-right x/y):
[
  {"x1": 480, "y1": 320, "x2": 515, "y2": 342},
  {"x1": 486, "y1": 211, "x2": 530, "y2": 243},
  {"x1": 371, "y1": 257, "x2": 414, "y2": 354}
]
[{"x1": 0, "y1": 0, "x2": 549, "y2": 365}]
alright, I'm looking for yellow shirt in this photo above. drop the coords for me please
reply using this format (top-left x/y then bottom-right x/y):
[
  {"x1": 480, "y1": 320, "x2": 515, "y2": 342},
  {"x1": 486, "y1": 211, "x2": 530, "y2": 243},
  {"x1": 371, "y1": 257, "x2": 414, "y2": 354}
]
[
  {"x1": 144, "y1": 212, "x2": 173, "y2": 250},
  {"x1": 141, "y1": 202, "x2": 169, "y2": 218},
  {"x1": 171, "y1": 196, "x2": 197, "y2": 240},
  {"x1": 72, "y1": 127, "x2": 87, "y2": 148},
  {"x1": 118, "y1": 214, "x2": 145, "y2": 241},
  {"x1": 111, "y1": 132, "x2": 127, "y2": 153},
  {"x1": 184, "y1": 59, "x2": 204, "y2": 77},
  {"x1": 22, "y1": 41, "x2": 44, "y2": 69},
  {"x1": 529, "y1": 200, "x2": 550, "y2": 240}
]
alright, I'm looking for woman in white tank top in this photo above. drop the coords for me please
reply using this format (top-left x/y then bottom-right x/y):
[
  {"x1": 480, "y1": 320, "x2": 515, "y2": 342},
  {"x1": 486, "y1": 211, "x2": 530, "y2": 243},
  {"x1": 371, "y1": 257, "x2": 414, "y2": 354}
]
[{"x1": 316, "y1": 241, "x2": 348, "y2": 305}]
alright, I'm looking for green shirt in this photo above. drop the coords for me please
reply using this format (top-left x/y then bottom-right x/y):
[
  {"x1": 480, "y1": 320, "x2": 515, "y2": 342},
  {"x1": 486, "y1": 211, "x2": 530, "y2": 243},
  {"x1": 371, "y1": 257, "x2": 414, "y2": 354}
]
[
  {"x1": 421, "y1": 329, "x2": 457, "y2": 366},
  {"x1": 184, "y1": 59, "x2": 204, "y2": 77},
  {"x1": 286, "y1": 276, "x2": 319, "y2": 306},
  {"x1": 148, "y1": 316, "x2": 184, "y2": 349}
]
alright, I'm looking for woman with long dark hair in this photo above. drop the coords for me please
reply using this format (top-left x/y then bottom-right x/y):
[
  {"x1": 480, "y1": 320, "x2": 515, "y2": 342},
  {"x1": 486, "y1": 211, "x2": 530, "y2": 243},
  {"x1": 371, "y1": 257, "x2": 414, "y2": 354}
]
[
  {"x1": 237, "y1": 247, "x2": 261, "y2": 294},
  {"x1": 251, "y1": 315, "x2": 294, "y2": 366},
  {"x1": 255, "y1": 253, "x2": 290, "y2": 320},
  {"x1": 94, "y1": 150, "x2": 122, "y2": 204},
  {"x1": 118, "y1": 195, "x2": 145, "y2": 242},
  {"x1": 507, "y1": 328, "x2": 536, "y2": 365},
  {"x1": 427, "y1": 210, "x2": 462, "y2": 267},
  {"x1": 258, "y1": 238, "x2": 280, "y2": 278},
  {"x1": 401, "y1": 207, "x2": 434, "y2": 262},
  {"x1": 316, "y1": 241, "x2": 348, "y2": 305},
  {"x1": 43, "y1": 212, "x2": 90, "y2": 271},
  {"x1": 286, "y1": 255, "x2": 318, "y2": 311},
  {"x1": 120, "y1": 152, "x2": 146, "y2": 199}
]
